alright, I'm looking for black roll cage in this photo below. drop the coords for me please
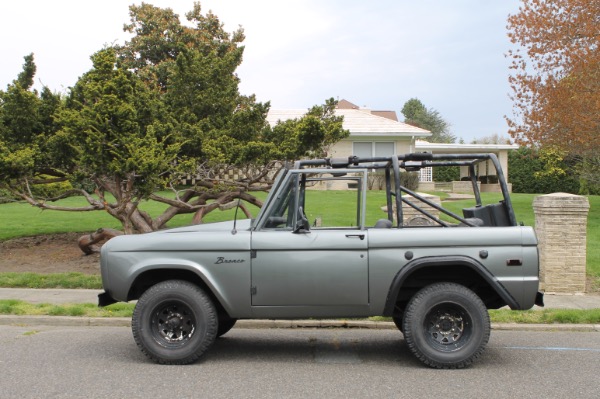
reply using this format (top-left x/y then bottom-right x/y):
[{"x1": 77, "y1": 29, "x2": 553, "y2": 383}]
[{"x1": 293, "y1": 153, "x2": 517, "y2": 228}]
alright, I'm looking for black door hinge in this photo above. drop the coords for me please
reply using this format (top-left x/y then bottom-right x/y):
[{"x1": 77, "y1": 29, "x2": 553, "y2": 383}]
[{"x1": 251, "y1": 286, "x2": 257, "y2": 296}]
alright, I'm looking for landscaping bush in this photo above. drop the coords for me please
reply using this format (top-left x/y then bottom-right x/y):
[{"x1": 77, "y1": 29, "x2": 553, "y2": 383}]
[
  {"x1": 0, "y1": 189, "x2": 16, "y2": 204},
  {"x1": 432, "y1": 166, "x2": 460, "y2": 182},
  {"x1": 368, "y1": 171, "x2": 419, "y2": 191},
  {"x1": 401, "y1": 171, "x2": 419, "y2": 191},
  {"x1": 508, "y1": 147, "x2": 580, "y2": 194},
  {"x1": 0, "y1": 178, "x2": 73, "y2": 204}
]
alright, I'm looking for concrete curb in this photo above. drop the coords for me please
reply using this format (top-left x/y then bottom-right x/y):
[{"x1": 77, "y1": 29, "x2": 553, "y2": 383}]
[
  {"x1": 1, "y1": 315, "x2": 599, "y2": 332},
  {"x1": 0, "y1": 315, "x2": 131, "y2": 327}
]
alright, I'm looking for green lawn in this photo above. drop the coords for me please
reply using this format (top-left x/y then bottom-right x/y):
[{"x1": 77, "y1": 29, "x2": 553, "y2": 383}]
[
  {"x1": 586, "y1": 195, "x2": 600, "y2": 279},
  {"x1": 0, "y1": 192, "x2": 266, "y2": 240},
  {"x1": 0, "y1": 190, "x2": 598, "y2": 278}
]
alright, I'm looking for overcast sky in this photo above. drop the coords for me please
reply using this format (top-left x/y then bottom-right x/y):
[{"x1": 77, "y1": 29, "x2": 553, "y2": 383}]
[{"x1": 0, "y1": 0, "x2": 521, "y2": 142}]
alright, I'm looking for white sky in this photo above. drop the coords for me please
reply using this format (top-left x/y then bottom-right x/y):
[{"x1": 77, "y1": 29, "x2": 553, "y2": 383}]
[{"x1": 0, "y1": 0, "x2": 521, "y2": 142}]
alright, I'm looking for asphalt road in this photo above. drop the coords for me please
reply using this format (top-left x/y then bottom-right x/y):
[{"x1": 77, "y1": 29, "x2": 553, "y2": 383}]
[{"x1": 1, "y1": 326, "x2": 599, "y2": 399}]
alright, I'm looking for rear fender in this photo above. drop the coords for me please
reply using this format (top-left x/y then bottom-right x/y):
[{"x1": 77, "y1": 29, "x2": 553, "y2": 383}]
[{"x1": 383, "y1": 255, "x2": 520, "y2": 315}]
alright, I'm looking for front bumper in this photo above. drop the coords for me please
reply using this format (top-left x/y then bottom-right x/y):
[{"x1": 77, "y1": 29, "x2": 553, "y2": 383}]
[{"x1": 98, "y1": 291, "x2": 118, "y2": 307}]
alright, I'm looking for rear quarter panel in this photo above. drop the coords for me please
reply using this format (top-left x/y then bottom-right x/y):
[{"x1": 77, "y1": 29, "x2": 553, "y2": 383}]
[{"x1": 367, "y1": 226, "x2": 539, "y2": 312}]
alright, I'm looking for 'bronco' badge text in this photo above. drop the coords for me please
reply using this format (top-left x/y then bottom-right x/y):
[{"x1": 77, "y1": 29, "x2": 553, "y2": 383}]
[{"x1": 215, "y1": 257, "x2": 245, "y2": 264}]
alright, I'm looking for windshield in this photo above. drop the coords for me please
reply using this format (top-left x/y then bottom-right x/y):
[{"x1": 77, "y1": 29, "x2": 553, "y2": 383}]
[{"x1": 252, "y1": 166, "x2": 289, "y2": 229}]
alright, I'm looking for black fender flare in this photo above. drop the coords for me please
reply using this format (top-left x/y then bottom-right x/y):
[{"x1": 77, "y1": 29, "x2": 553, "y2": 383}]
[{"x1": 383, "y1": 255, "x2": 520, "y2": 315}]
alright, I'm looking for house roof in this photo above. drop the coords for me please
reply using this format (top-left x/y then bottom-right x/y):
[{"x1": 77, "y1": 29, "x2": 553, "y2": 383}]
[
  {"x1": 336, "y1": 99, "x2": 360, "y2": 109},
  {"x1": 337, "y1": 99, "x2": 399, "y2": 121},
  {"x1": 267, "y1": 102, "x2": 431, "y2": 138},
  {"x1": 415, "y1": 140, "x2": 518, "y2": 153},
  {"x1": 371, "y1": 110, "x2": 398, "y2": 121}
]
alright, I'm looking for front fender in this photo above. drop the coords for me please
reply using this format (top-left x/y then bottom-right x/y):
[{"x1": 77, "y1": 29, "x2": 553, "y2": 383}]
[
  {"x1": 127, "y1": 258, "x2": 218, "y2": 298},
  {"x1": 106, "y1": 253, "x2": 251, "y2": 317},
  {"x1": 104, "y1": 256, "x2": 219, "y2": 303},
  {"x1": 100, "y1": 229, "x2": 252, "y2": 316}
]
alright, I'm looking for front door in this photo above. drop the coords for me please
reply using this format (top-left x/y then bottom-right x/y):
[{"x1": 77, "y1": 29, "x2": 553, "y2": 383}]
[
  {"x1": 251, "y1": 229, "x2": 368, "y2": 306},
  {"x1": 250, "y1": 169, "x2": 369, "y2": 308}
]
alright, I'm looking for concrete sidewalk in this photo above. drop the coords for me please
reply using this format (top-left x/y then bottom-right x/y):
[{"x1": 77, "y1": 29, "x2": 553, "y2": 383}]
[
  {"x1": 0, "y1": 288, "x2": 102, "y2": 305},
  {"x1": 0, "y1": 288, "x2": 599, "y2": 331}
]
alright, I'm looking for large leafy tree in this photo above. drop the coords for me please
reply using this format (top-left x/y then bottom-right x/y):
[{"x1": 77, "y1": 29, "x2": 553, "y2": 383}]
[
  {"x1": 51, "y1": 47, "x2": 184, "y2": 233},
  {"x1": 401, "y1": 98, "x2": 455, "y2": 143},
  {"x1": 0, "y1": 54, "x2": 62, "y2": 195},
  {"x1": 0, "y1": 3, "x2": 348, "y2": 241},
  {"x1": 506, "y1": 0, "x2": 600, "y2": 155}
]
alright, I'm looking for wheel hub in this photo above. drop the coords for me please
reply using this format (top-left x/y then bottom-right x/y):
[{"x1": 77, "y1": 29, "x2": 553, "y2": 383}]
[
  {"x1": 153, "y1": 303, "x2": 196, "y2": 344},
  {"x1": 428, "y1": 310, "x2": 464, "y2": 345},
  {"x1": 167, "y1": 313, "x2": 183, "y2": 329}
]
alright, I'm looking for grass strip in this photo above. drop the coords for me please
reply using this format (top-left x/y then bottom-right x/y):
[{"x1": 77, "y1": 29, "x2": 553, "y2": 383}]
[
  {"x1": 0, "y1": 273, "x2": 102, "y2": 289},
  {"x1": 0, "y1": 300, "x2": 134, "y2": 317},
  {"x1": 488, "y1": 308, "x2": 600, "y2": 324}
]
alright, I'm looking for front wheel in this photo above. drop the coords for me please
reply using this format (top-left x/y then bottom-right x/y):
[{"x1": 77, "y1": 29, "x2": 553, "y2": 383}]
[
  {"x1": 402, "y1": 282, "x2": 490, "y2": 369},
  {"x1": 132, "y1": 280, "x2": 218, "y2": 365}
]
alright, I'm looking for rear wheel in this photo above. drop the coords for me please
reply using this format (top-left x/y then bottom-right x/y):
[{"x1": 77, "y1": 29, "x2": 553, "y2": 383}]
[
  {"x1": 402, "y1": 282, "x2": 490, "y2": 369},
  {"x1": 132, "y1": 280, "x2": 218, "y2": 365}
]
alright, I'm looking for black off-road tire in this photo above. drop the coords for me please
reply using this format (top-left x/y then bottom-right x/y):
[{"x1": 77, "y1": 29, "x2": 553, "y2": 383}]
[
  {"x1": 132, "y1": 280, "x2": 218, "y2": 365},
  {"x1": 402, "y1": 282, "x2": 490, "y2": 369}
]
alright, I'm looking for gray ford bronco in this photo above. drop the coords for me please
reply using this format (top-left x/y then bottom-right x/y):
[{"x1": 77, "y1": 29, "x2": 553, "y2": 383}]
[{"x1": 98, "y1": 153, "x2": 544, "y2": 368}]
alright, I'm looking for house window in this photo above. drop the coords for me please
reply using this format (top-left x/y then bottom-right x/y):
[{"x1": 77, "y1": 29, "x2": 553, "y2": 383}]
[
  {"x1": 420, "y1": 167, "x2": 432, "y2": 182},
  {"x1": 353, "y1": 142, "x2": 395, "y2": 158}
]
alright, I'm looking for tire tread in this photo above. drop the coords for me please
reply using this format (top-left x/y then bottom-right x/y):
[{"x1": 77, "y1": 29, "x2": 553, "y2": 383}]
[
  {"x1": 132, "y1": 280, "x2": 218, "y2": 365},
  {"x1": 402, "y1": 282, "x2": 490, "y2": 369}
]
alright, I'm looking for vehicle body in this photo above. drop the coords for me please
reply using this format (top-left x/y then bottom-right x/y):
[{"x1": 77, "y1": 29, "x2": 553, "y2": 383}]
[{"x1": 99, "y1": 153, "x2": 543, "y2": 368}]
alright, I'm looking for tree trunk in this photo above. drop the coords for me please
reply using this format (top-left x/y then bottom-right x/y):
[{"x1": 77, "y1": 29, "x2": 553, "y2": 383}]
[{"x1": 78, "y1": 228, "x2": 124, "y2": 255}]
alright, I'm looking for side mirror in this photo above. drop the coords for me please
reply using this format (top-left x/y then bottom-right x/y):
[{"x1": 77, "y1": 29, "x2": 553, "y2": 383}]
[{"x1": 293, "y1": 206, "x2": 310, "y2": 234}]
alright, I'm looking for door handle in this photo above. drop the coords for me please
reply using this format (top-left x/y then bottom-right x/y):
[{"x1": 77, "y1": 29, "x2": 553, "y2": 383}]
[{"x1": 345, "y1": 234, "x2": 365, "y2": 240}]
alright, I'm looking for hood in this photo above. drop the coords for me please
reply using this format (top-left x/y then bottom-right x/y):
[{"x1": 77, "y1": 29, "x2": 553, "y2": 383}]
[
  {"x1": 102, "y1": 219, "x2": 253, "y2": 253},
  {"x1": 155, "y1": 219, "x2": 253, "y2": 234}
]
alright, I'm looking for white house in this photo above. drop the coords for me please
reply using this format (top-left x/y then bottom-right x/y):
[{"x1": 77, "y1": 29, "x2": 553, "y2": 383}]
[
  {"x1": 415, "y1": 140, "x2": 518, "y2": 192},
  {"x1": 267, "y1": 99, "x2": 431, "y2": 159},
  {"x1": 267, "y1": 99, "x2": 517, "y2": 190}
]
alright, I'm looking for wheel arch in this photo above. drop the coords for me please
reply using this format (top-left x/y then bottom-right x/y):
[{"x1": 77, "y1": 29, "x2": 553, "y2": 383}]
[
  {"x1": 383, "y1": 255, "x2": 519, "y2": 316},
  {"x1": 127, "y1": 267, "x2": 232, "y2": 319}
]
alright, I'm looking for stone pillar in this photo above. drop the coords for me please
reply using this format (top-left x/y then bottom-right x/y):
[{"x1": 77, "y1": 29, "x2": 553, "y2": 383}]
[{"x1": 533, "y1": 193, "x2": 590, "y2": 293}]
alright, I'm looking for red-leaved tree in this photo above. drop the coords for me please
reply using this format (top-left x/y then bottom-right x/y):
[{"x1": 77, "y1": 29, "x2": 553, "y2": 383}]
[{"x1": 506, "y1": 0, "x2": 600, "y2": 155}]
